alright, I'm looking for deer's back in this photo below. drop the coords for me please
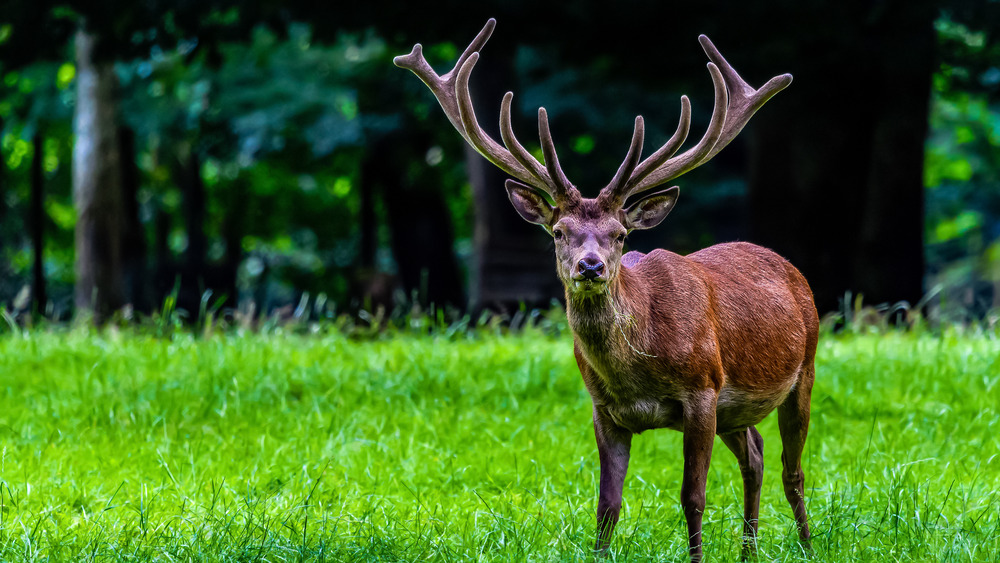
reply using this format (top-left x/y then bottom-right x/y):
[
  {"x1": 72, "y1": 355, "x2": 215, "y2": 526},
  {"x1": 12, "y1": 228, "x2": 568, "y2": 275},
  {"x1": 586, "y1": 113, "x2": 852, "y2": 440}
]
[{"x1": 627, "y1": 242, "x2": 817, "y2": 363}]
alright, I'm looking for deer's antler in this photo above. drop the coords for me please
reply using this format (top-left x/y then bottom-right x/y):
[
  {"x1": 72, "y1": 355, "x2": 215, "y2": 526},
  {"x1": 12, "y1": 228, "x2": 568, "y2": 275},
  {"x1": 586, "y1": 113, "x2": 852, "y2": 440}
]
[
  {"x1": 599, "y1": 36, "x2": 792, "y2": 207},
  {"x1": 394, "y1": 19, "x2": 580, "y2": 206}
]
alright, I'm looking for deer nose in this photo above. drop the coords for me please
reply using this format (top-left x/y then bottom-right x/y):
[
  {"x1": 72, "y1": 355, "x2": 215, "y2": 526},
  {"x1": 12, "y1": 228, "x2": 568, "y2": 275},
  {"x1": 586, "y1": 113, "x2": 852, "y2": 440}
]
[{"x1": 578, "y1": 257, "x2": 605, "y2": 280}]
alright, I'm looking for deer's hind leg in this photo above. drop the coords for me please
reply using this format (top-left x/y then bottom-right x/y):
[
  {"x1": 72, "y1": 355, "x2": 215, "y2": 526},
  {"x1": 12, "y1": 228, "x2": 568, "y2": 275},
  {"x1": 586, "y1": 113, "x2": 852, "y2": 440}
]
[
  {"x1": 721, "y1": 426, "x2": 764, "y2": 560},
  {"x1": 777, "y1": 363, "x2": 814, "y2": 549}
]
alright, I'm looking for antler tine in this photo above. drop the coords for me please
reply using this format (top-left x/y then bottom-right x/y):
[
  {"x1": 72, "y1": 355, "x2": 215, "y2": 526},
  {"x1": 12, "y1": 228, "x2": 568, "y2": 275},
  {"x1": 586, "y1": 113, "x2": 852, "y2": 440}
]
[
  {"x1": 694, "y1": 35, "x2": 793, "y2": 164},
  {"x1": 599, "y1": 99, "x2": 690, "y2": 206},
  {"x1": 538, "y1": 108, "x2": 573, "y2": 195},
  {"x1": 500, "y1": 92, "x2": 551, "y2": 189},
  {"x1": 627, "y1": 62, "x2": 729, "y2": 197},
  {"x1": 611, "y1": 36, "x2": 792, "y2": 202},
  {"x1": 393, "y1": 19, "x2": 496, "y2": 146},
  {"x1": 625, "y1": 97, "x2": 691, "y2": 190},
  {"x1": 602, "y1": 116, "x2": 646, "y2": 201},
  {"x1": 455, "y1": 54, "x2": 530, "y2": 177}
]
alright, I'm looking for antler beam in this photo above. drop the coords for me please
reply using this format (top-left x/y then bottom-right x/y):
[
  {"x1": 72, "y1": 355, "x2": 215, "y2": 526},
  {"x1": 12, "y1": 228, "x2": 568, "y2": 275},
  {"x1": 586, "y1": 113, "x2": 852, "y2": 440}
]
[
  {"x1": 396, "y1": 21, "x2": 790, "y2": 209},
  {"x1": 394, "y1": 19, "x2": 579, "y2": 205},
  {"x1": 600, "y1": 36, "x2": 792, "y2": 206}
]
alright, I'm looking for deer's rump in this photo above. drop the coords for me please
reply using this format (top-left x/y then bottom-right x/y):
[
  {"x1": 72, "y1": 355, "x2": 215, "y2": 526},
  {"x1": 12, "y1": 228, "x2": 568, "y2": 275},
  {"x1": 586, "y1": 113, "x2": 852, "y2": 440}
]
[{"x1": 690, "y1": 241, "x2": 817, "y2": 430}]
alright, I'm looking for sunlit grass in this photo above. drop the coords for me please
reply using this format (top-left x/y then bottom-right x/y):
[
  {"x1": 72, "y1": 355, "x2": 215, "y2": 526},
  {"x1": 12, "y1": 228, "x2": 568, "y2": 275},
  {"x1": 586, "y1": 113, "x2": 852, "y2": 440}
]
[{"x1": 0, "y1": 328, "x2": 997, "y2": 561}]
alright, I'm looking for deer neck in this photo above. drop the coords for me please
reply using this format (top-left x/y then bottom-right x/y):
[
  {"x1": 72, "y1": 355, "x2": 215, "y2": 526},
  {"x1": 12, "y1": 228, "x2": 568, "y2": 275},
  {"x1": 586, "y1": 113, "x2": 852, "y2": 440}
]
[{"x1": 565, "y1": 268, "x2": 648, "y2": 352}]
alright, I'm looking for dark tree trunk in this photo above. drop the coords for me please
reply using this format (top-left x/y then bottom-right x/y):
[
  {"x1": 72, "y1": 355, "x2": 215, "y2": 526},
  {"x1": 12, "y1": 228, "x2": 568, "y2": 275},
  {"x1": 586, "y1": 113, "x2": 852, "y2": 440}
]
[
  {"x1": 218, "y1": 176, "x2": 248, "y2": 306},
  {"x1": 179, "y1": 148, "x2": 206, "y2": 274},
  {"x1": 0, "y1": 116, "x2": 9, "y2": 301},
  {"x1": 364, "y1": 129, "x2": 464, "y2": 309},
  {"x1": 165, "y1": 146, "x2": 215, "y2": 315},
  {"x1": 359, "y1": 156, "x2": 376, "y2": 270},
  {"x1": 854, "y1": 14, "x2": 931, "y2": 309},
  {"x1": 118, "y1": 126, "x2": 148, "y2": 311},
  {"x1": 382, "y1": 180, "x2": 463, "y2": 308},
  {"x1": 30, "y1": 133, "x2": 46, "y2": 312},
  {"x1": 153, "y1": 206, "x2": 172, "y2": 299},
  {"x1": 73, "y1": 28, "x2": 126, "y2": 321},
  {"x1": 746, "y1": 1, "x2": 933, "y2": 313}
]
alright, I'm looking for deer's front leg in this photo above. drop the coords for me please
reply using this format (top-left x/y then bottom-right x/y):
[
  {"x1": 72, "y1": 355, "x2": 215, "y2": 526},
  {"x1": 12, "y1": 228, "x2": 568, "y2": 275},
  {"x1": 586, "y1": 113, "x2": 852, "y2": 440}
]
[
  {"x1": 681, "y1": 389, "x2": 718, "y2": 562},
  {"x1": 593, "y1": 407, "x2": 632, "y2": 553}
]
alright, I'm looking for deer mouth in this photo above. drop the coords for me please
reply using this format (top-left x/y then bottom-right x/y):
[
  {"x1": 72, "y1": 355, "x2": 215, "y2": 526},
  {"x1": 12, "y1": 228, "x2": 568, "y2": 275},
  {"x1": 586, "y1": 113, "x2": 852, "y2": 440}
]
[{"x1": 571, "y1": 277, "x2": 607, "y2": 291}]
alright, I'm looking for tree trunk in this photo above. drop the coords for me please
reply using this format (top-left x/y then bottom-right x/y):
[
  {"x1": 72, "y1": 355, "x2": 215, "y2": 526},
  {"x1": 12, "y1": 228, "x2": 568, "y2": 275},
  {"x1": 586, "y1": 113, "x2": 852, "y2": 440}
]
[
  {"x1": 854, "y1": 14, "x2": 931, "y2": 309},
  {"x1": 119, "y1": 126, "x2": 148, "y2": 311},
  {"x1": 73, "y1": 28, "x2": 126, "y2": 321},
  {"x1": 179, "y1": 147, "x2": 206, "y2": 274},
  {"x1": 219, "y1": 176, "x2": 248, "y2": 307},
  {"x1": 165, "y1": 145, "x2": 211, "y2": 315},
  {"x1": 153, "y1": 205, "x2": 172, "y2": 298},
  {"x1": 31, "y1": 133, "x2": 46, "y2": 312},
  {"x1": 746, "y1": 1, "x2": 932, "y2": 313},
  {"x1": 368, "y1": 129, "x2": 465, "y2": 309},
  {"x1": 0, "y1": 115, "x2": 8, "y2": 300},
  {"x1": 359, "y1": 155, "x2": 376, "y2": 270}
]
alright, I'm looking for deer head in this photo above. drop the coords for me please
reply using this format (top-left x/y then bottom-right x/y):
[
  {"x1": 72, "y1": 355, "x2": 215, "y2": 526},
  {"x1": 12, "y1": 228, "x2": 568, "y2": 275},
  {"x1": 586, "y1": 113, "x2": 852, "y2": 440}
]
[{"x1": 394, "y1": 19, "x2": 792, "y2": 298}]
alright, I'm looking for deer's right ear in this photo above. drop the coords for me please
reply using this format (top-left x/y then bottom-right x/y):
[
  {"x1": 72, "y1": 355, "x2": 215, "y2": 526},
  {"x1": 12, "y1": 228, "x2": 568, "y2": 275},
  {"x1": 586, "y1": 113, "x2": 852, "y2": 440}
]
[{"x1": 505, "y1": 179, "x2": 556, "y2": 227}]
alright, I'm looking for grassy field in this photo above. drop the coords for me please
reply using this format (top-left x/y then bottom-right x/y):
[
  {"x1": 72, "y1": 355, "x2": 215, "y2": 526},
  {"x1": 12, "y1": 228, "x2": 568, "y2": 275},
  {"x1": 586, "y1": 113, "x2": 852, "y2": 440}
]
[{"x1": 0, "y1": 326, "x2": 998, "y2": 561}]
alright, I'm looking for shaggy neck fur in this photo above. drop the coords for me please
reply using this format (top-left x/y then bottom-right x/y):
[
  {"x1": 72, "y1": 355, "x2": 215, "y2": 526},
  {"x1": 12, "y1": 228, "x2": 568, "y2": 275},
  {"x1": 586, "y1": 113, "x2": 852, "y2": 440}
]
[{"x1": 565, "y1": 267, "x2": 649, "y2": 354}]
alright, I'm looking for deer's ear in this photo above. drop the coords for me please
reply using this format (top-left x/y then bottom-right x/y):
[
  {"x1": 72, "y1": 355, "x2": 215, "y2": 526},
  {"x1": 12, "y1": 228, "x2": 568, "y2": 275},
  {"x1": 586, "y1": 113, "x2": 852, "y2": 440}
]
[
  {"x1": 625, "y1": 187, "x2": 679, "y2": 231},
  {"x1": 505, "y1": 179, "x2": 556, "y2": 227}
]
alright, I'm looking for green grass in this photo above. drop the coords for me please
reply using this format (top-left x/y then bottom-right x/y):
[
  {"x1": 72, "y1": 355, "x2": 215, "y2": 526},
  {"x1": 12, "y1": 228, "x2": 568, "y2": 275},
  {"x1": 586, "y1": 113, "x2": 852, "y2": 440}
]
[{"x1": 0, "y1": 328, "x2": 998, "y2": 561}]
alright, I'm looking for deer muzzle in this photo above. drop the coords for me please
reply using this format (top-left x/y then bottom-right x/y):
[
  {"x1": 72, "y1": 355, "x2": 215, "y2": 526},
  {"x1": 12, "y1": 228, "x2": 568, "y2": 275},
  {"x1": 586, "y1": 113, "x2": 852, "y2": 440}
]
[{"x1": 577, "y1": 257, "x2": 606, "y2": 281}]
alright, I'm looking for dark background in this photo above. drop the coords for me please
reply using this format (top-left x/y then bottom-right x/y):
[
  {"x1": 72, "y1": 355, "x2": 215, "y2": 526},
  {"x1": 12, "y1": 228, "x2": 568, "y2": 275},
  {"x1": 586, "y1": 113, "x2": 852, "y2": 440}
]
[{"x1": 0, "y1": 0, "x2": 997, "y2": 323}]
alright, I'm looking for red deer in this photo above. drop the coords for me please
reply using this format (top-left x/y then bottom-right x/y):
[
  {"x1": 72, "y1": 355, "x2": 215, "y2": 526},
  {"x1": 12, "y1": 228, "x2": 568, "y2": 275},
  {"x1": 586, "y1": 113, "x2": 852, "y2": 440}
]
[{"x1": 395, "y1": 19, "x2": 817, "y2": 561}]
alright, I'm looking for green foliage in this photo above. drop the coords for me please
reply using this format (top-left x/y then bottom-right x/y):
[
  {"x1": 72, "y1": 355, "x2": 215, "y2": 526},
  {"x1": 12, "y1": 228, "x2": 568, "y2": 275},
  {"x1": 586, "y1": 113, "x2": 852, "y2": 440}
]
[
  {"x1": 0, "y1": 60, "x2": 76, "y2": 306},
  {"x1": 0, "y1": 329, "x2": 996, "y2": 561},
  {"x1": 115, "y1": 25, "x2": 401, "y2": 303},
  {"x1": 925, "y1": 13, "x2": 1000, "y2": 315},
  {"x1": 2, "y1": 4, "x2": 998, "y2": 318},
  {"x1": 1, "y1": 15, "x2": 467, "y2": 312}
]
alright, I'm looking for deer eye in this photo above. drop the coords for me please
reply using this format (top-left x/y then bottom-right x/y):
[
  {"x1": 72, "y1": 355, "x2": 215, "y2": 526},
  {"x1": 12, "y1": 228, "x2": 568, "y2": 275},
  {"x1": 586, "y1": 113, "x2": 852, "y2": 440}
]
[{"x1": 553, "y1": 229, "x2": 564, "y2": 240}]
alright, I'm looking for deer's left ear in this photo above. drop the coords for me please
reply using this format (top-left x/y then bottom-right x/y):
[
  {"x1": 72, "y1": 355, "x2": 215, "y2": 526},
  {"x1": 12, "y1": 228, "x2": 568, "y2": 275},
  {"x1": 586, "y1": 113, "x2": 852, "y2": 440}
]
[
  {"x1": 506, "y1": 179, "x2": 556, "y2": 227},
  {"x1": 625, "y1": 186, "x2": 679, "y2": 230}
]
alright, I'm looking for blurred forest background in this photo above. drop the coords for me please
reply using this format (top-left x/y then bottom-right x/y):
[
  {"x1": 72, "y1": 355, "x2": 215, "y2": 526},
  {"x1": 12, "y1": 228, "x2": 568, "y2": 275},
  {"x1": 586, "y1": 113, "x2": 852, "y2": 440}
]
[{"x1": 0, "y1": 0, "x2": 997, "y2": 324}]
